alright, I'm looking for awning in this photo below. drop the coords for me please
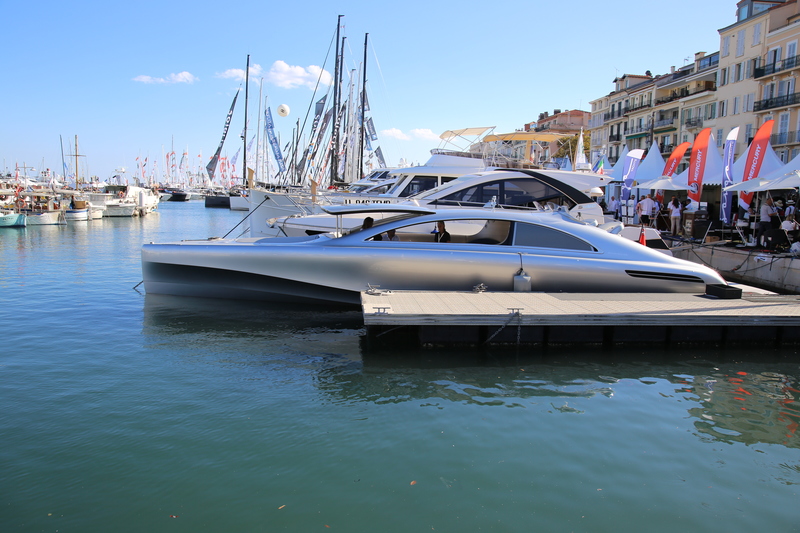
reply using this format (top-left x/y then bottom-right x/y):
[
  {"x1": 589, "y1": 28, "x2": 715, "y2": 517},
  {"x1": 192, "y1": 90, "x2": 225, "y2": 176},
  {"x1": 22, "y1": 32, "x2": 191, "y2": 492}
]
[
  {"x1": 653, "y1": 127, "x2": 677, "y2": 133},
  {"x1": 625, "y1": 132, "x2": 648, "y2": 139},
  {"x1": 481, "y1": 131, "x2": 571, "y2": 143},
  {"x1": 440, "y1": 127, "x2": 495, "y2": 140}
]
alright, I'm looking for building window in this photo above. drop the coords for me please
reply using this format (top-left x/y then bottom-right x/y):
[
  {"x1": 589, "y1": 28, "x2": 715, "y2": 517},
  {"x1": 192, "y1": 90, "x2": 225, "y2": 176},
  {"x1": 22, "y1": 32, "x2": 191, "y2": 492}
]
[
  {"x1": 768, "y1": 47, "x2": 782, "y2": 65},
  {"x1": 723, "y1": 35, "x2": 730, "y2": 57},
  {"x1": 719, "y1": 100, "x2": 727, "y2": 117},
  {"x1": 735, "y1": 63, "x2": 743, "y2": 82},
  {"x1": 753, "y1": 22, "x2": 762, "y2": 45},
  {"x1": 718, "y1": 68, "x2": 728, "y2": 86},
  {"x1": 744, "y1": 93, "x2": 754, "y2": 112},
  {"x1": 745, "y1": 123, "x2": 753, "y2": 142},
  {"x1": 717, "y1": 129, "x2": 724, "y2": 147},
  {"x1": 733, "y1": 96, "x2": 740, "y2": 115},
  {"x1": 736, "y1": 29, "x2": 746, "y2": 57}
]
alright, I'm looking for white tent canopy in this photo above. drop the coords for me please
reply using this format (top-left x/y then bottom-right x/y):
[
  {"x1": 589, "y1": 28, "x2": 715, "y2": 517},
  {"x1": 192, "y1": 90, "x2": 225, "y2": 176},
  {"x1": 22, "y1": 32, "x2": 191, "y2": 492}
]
[
  {"x1": 630, "y1": 143, "x2": 667, "y2": 184},
  {"x1": 606, "y1": 146, "x2": 629, "y2": 179},
  {"x1": 635, "y1": 176, "x2": 687, "y2": 190}
]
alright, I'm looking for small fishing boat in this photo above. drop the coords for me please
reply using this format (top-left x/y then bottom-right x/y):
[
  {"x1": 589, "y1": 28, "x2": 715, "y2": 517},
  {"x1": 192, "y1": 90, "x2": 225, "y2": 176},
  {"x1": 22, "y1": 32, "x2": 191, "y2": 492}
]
[{"x1": 0, "y1": 210, "x2": 26, "y2": 227}]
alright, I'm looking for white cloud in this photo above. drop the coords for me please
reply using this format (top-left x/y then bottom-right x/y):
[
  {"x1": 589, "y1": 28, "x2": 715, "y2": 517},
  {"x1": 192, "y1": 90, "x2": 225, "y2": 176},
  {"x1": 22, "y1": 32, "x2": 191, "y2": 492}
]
[
  {"x1": 410, "y1": 129, "x2": 440, "y2": 141},
  {"x1": 264, "y1": 60, "x2": 332, "y2": 89},
  {"x1": 381, "y1": 128, "x2": 440, "y2": 142},
  {"x1": 215, "y1": 64, "x2": 264, "y2": 82},
  {"x1": 133, "y1": 71, "x2": 198, "y2": 84},
  {"x1": 381, "y1": 128, "x2": 411, "y2": 141}
]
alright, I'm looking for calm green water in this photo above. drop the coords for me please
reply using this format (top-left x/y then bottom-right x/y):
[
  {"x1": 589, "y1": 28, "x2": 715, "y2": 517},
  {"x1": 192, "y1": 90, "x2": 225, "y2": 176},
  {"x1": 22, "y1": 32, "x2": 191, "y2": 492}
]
[{"x1": 1, "y1": 202, "x2": 799, "y2": 532}]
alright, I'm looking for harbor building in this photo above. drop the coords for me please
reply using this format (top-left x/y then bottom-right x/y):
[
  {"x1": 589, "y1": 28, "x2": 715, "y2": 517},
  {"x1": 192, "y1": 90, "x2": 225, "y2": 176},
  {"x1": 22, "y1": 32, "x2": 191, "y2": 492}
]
[{"x1": 753, "y1": 0, "x2": 800, "y2": 161}]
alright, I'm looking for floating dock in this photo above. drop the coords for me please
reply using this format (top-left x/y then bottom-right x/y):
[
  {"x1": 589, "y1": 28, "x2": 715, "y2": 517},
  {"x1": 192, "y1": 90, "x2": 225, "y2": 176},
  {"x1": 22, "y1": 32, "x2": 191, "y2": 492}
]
[{"x1": 361, "y1": 288, "x2": 800, "y2": 347}]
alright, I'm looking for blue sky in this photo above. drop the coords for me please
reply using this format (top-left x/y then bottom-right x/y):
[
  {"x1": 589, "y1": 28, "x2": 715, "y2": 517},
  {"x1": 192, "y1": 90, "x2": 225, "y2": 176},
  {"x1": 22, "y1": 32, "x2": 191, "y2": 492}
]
[{"x1": 1, "y1": 0, "x2": 736, "y2": 181}]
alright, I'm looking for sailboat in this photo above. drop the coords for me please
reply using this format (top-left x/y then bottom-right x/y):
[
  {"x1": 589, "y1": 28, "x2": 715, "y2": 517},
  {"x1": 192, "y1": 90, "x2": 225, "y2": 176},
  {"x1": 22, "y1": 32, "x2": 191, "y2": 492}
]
[
  {"x1": 64, "y1": 135, "x2": 90, "y2": 221},
  {"x1": 573, "y1": 128, "x2": 591, "y2": 171}
]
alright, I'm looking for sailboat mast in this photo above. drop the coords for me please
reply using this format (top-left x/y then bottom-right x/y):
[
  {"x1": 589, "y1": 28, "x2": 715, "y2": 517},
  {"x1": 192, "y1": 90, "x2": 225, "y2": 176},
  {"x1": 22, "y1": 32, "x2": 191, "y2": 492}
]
[
  {"x1": 330, "y1": 15, "x2": 343, "y2": 186},
  {"x1": 256, "y1": 78, "x2": 263, "y2": 185},
  {"x1": 75, "y1": 135, "x2": 80, "y2": 189},
  {"x1": 60, "y1": 135, "x2": 66, "y2": 185},
  {"x1": 244, "y1": 54, "x2": 250, "y2": 188},
  {"x1": 359, "y1": 33, "x2": 368, "y2": 181}
]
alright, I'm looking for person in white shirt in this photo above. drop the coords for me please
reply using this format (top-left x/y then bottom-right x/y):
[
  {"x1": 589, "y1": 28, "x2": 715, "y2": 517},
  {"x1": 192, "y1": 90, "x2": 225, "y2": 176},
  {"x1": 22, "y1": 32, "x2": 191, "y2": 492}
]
[
  {"x1": 756, "y1": 197, "x2": 778, "y2": 245},
  {"x1": 668, "y1": 196, "x2": 683, "y2": 235},
  {"x1": 608, "y1": 196, "x2": 620, "y2": 220},
  {"x1": 637, "y1": 194, "x2": 656, "y2": 226},
  {"x1": 781, "y1": 214, "x2": 799, "y2": 241}
]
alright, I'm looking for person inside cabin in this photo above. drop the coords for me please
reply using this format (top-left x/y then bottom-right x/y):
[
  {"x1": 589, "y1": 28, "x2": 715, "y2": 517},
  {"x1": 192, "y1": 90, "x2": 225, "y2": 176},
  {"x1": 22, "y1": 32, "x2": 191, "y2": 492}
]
[
  {"x1": 435, "y1": 221, "x2": 451, "y2": 243},
  {"x1": 363, "y1": 216, "x2": 382, "y2": 241},
  {"x1": 385, "y1": 228, "x2": 399, "y2": 241},
  {"x1": 668, "y1": 196, "x2": 683, "y2": 235}
]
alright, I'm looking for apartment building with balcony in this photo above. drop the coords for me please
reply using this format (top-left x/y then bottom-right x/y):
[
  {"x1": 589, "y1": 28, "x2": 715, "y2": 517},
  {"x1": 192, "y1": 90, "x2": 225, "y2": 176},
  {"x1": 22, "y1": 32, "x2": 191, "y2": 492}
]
[
  {"x1": 588, "y1": 95, "x2": 610, "y2": 164},
  {"x1": 659, "y1": 52, "x2": 721, "y2": 159},
  {"x1": 588, "y1": 55, "x2": 719, "y2": 170},
  {"x1": 524, "y1": 109, "x2": 590, "y2": 165},
  {"x1": 753, "y1": 0, "x2": 800, "y2": 161},
  {"x1": 714, "y1": 1, "x2": 778, "y2": 158},
  {"x1": 589, "y1": 73, "x2": 654, "y2": 165}
]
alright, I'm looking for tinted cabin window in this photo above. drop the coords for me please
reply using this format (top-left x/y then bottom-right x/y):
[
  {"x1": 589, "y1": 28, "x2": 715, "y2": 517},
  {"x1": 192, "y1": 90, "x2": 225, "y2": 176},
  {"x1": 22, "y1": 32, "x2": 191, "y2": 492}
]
[
  {"x1": 399, "y1": 176, "x2": 439, "y2": 197},
  {"x1": 513, "y1": 223, "x2": 596, "y2": 251},
  {"x1": 436, "y1": 178, "x2": 575, "y2": 208}
]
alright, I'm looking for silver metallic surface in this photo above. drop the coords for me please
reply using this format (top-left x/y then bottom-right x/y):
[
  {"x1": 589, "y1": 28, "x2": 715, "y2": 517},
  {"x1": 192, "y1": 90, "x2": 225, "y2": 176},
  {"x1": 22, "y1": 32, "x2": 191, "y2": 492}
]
[{"x1": 142, "y1": 207, "x2": 726, "y2": 305}]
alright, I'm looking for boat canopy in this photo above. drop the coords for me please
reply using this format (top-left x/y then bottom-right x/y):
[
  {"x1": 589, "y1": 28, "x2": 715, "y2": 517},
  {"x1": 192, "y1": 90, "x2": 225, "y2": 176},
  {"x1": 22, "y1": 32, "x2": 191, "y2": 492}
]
[
  {"x1": 439, "y1": 127, "x2": 495, "y2": 141},
  {"x1": 482, "y1": 132, "x2": 571, "y2": 143}
]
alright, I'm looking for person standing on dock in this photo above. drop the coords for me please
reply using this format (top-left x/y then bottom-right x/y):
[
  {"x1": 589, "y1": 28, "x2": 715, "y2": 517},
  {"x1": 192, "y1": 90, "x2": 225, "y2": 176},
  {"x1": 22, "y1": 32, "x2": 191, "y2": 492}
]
[
  {"x1": 756, "y1": 197, "x2": 778, "y2": 246},
  {"x1": 638, "y1": 194, "x2": 656, "y2": 227},
  {"x1": 608, "y1": 196, "x2": 620, "y2": 220},
  {"x1": 785, "y1": 200, "x2": 796, "y2": 219},
  {"x1": 668, "y1": 196, "x2": 683, "y2": 235}
]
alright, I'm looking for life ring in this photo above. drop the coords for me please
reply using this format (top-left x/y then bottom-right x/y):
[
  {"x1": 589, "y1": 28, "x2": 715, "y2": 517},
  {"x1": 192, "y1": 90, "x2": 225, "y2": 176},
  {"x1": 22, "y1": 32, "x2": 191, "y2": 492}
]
[
  {"x1": 16, "y1": 199, "x2": 26, "y2": 209},
  {"x1": 118, "y1": 191, "x2": 125, "y2": 198}
]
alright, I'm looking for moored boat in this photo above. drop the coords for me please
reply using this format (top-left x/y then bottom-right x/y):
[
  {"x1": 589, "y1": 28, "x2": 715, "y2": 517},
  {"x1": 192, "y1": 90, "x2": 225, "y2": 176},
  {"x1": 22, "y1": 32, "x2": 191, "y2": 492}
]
[
  {"x1": 142, "y1": 204, "x2": 727, "y2": 306},
  {"x1": 0, "y1": 210, "x2": 26, "y2": 227}
]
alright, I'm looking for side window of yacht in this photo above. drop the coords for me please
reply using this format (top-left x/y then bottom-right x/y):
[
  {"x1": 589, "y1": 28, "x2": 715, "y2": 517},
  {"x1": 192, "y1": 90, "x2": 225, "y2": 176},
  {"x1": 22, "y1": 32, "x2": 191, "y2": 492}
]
[
  {"x1": 399, "y1": 176, "x2": 438, "y2": 197},
  {"x1": 513, "y1": 223, "x2": 596, "y2": 251},
  {"x1": 385, "y1": 219, "x2": 511, "y2": 244},
  {"x1": 504, "y1": 179, "x2": 573, "y2": 208}
]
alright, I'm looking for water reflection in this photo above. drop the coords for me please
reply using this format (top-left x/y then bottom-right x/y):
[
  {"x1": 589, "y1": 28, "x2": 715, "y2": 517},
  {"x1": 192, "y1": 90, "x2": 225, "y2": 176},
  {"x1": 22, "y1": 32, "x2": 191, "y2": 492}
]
[{"x1": 142, "y1": 294, "x2": 800, "y2": 449}]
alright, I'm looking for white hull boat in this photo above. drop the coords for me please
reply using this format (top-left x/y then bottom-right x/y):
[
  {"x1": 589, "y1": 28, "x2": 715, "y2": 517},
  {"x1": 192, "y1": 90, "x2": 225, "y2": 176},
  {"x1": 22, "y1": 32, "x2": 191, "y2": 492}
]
[
  {"x1": 65, "y1": 208, "x2": 90, "y2": 221},
  {"x1": 22, "y1": 210, "x2": 66, "y2": 225}
]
